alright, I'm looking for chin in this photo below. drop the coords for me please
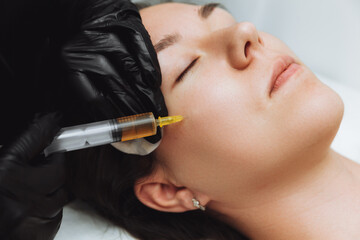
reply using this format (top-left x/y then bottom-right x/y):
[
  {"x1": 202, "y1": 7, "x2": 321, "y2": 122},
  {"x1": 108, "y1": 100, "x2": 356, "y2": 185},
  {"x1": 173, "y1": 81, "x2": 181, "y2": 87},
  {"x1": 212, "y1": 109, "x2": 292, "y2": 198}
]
[
  {"x1": 322, "y1": 85, "x2": 344, "y2": 144},
  {"x1": 278, "y1": 68, "x2": 342, "y2": 154},
  {"x1": 303, "y1": 77, "x2": 344, "y2": 150}
]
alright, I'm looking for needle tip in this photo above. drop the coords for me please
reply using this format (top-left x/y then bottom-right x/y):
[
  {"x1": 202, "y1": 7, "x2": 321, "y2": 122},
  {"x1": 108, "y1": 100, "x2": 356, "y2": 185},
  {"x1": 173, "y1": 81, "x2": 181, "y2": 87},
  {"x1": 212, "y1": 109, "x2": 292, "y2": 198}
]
[{"x1": 157, "y1": 115, "x2": 184, "y2": 128}]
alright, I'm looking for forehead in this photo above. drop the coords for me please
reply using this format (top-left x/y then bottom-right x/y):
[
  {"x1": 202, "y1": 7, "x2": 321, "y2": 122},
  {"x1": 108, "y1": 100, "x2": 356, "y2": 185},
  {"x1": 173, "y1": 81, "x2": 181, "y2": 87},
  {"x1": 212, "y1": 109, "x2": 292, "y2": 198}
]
[{"x1": 140, "y1": 3, "x2": 233, "y2": 45}]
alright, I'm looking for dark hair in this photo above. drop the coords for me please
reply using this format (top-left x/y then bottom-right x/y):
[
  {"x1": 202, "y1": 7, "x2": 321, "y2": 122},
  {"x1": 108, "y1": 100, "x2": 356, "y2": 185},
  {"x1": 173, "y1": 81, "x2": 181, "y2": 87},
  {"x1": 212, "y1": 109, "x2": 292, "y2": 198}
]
[
  {"x1": 65, "y1": 1, "x2": 249, "y2": 239},
  {"x1": 66, "y1": 144, "x2": 249, "y2": 240}
]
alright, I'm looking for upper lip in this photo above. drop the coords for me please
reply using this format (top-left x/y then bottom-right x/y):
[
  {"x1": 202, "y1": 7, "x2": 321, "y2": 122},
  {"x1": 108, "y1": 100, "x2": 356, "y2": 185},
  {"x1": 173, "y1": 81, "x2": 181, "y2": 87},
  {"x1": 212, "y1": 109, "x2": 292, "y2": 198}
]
[{"x1": 268, "y1": 55, "x2": 296, "y2": 95}]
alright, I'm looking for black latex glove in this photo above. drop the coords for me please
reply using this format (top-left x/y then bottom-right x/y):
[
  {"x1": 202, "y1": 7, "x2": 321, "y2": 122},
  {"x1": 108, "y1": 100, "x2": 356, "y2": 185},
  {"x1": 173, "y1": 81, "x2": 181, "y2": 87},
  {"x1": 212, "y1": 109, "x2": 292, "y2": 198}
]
[
  {"x1": 0, "y1": 112, "x2": 70, "y2": 240},
  {"x1": 0, "y1": 0, "x2": 167, "y2": 153},
  {"x1": 61, "y1": 0, "x2": 168, "y2": 146}
]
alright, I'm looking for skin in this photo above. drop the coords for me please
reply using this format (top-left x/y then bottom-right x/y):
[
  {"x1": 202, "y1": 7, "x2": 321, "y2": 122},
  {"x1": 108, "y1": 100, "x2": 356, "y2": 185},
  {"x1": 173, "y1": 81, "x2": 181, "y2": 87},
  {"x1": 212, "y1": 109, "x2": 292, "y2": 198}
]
[{"x1": 135, "y1": 3, "x2": 360, "y2": 239}]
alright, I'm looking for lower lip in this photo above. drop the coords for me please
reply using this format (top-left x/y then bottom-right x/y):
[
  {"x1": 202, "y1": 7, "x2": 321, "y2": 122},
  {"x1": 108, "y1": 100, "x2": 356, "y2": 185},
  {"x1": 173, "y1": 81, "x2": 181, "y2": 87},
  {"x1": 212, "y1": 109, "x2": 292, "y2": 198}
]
[{"x1": 272, "y1": 63, "x2": 301, "y2": 93}]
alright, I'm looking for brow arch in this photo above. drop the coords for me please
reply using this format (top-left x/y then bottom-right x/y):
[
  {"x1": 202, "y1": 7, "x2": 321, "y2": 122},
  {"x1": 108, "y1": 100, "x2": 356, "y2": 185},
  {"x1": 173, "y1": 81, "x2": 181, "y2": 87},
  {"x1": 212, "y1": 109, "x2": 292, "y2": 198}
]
[{"x1": 154, "y1": 2, "x2": 226, "y2": 53}]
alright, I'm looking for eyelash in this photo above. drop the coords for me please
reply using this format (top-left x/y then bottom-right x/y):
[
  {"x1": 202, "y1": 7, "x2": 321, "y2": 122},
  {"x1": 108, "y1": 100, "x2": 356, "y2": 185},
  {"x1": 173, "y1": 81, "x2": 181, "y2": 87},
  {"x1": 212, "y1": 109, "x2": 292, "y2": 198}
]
[{"x1": 176, "y1": 57, "x2": 199, "y2": 82}]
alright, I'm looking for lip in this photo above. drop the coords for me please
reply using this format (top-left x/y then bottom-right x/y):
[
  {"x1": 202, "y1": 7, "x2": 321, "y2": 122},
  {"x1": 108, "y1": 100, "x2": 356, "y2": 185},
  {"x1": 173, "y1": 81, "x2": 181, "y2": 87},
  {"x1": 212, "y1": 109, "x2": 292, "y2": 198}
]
[{"x1": 268, "y1": 55, "x2": 297, "y2": 96}]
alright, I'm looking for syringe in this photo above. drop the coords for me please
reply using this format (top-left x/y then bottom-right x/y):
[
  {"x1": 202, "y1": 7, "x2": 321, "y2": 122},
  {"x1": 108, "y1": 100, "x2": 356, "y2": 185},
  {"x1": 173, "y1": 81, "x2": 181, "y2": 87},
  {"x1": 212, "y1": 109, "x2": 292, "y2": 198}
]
[{"x1": 44, "y1": 112, "x2": 183, "y2": 156}]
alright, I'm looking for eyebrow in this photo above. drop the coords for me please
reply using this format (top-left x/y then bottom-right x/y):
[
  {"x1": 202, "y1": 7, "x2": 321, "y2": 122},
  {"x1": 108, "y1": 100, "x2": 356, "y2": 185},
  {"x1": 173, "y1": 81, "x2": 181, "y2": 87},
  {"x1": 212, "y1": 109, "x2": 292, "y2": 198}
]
[
  {"x1": 154, "y1": 3, "x2": 220, "y2": 53},
  {"x1": 198, "y1": 2, "x2": 220, "y2": 18}
]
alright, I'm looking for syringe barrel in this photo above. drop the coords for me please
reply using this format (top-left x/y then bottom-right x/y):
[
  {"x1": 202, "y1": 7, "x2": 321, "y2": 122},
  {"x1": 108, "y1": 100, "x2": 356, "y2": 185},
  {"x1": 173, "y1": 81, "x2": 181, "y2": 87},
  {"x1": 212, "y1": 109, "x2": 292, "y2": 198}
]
[
  {"x1": 114, "y1": 112, "x2": 157, "y2": 141},
  {"x1": 44, "y1": 112, "x2": 157, "y2": 156}
]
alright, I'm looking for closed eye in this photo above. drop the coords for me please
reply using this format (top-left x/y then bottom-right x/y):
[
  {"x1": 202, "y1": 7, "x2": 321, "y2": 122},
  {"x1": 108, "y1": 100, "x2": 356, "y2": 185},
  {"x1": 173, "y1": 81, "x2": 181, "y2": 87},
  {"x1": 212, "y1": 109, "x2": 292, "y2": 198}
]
[{"x1": 175, "y1": 57, "x2": 200, "y2": 83}]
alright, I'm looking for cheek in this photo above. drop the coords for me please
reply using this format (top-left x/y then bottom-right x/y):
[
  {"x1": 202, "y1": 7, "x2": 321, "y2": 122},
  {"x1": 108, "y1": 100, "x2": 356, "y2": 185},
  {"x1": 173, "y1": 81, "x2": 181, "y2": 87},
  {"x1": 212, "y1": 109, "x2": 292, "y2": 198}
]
[{"x1": 159, "y1": 74, "x2": 269, "y2": 183}]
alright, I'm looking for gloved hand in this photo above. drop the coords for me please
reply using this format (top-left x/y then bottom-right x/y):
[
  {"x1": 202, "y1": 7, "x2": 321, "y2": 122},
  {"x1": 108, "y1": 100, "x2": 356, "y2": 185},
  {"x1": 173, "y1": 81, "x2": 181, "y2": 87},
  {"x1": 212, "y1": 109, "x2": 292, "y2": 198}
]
[
  {"x1": 0, "y1": 0, "x2": 167, "y2": 155},
  {"x1": 61, "y1": 0, "x2": 168, "y2": 155},
  {"x1": 0, "y1": 112, "x2": 70, "y2": 240}
]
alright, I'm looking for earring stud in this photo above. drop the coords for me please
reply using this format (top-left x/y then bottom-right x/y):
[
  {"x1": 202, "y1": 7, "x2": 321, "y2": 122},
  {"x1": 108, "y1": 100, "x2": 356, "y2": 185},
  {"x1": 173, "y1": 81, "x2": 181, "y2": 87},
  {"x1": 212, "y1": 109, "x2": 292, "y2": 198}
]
[{"x1": 192, "y1": 198, "x2": 206, "y2": 211}]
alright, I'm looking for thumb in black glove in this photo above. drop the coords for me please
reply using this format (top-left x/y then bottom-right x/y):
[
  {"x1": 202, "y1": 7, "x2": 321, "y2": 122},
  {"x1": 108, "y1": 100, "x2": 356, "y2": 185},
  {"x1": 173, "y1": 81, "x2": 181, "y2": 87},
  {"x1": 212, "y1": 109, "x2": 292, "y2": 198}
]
[{"x1": 0, "y1": 112, "x2": 71, "y2": 240}]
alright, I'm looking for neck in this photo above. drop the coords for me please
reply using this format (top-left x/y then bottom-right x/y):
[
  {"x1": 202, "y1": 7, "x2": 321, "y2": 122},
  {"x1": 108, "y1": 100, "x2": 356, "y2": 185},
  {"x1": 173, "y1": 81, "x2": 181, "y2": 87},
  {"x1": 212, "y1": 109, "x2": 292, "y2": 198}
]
[{"x1": 218, "y1": 149, "x2": 360, "y2": 240}]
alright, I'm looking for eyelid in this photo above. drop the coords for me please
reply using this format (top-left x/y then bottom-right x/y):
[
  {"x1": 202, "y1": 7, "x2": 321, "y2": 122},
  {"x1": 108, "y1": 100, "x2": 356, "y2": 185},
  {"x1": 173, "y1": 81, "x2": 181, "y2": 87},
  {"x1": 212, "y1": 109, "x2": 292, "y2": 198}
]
[{"x1": 175, "y1": 57, "x2": 200, "y2": 83}]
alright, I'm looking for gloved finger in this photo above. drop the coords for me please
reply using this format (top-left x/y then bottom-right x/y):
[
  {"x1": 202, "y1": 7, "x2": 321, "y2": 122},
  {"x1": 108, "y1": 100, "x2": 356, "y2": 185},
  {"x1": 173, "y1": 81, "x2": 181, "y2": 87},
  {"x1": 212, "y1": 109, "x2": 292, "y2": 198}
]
[
  {"x1": 0, "y1": 153, "x2": 66, "y2": 197},
  {"x1": 62, "y1": 29, "x2": 156, "y2": 117},
  {"x1": 31, "y1": 187, "x2": 70, "y2": 219},
  {"x1": 0, "y1": 192, "x2": 27, "y2": 238},
  {"x1": 0, "y1": 112, "x2": 62, "y2": 164},
  {"x1": 27, "y1": 153, "x2": 66, "y2": 195},
  {"x1": 9, "y1": 211, "x2": 63, "y2": 240}
]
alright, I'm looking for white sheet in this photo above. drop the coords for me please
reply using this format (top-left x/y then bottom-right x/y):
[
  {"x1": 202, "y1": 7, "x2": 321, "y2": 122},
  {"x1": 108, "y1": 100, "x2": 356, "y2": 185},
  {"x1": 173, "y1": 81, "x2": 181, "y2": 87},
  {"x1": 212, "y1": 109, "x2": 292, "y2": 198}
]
[{"x1": 55, "y1": 200, "x2": 135, "y2": 240}]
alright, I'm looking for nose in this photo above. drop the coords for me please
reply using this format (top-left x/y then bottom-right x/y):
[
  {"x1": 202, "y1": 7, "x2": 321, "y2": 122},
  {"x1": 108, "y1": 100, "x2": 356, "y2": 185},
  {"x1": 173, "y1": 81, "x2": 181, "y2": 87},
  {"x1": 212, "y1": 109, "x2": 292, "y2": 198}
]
[{"x1": 223, "y1": 22, "x2": 261, "y2": 70}]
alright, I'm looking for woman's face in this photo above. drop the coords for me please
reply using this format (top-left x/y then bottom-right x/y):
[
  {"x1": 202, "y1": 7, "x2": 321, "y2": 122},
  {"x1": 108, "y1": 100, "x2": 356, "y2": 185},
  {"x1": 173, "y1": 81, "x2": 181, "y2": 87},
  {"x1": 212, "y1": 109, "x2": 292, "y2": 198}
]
[{"x1": 140, "y1": 3, "x2": 344, "y2": 208}]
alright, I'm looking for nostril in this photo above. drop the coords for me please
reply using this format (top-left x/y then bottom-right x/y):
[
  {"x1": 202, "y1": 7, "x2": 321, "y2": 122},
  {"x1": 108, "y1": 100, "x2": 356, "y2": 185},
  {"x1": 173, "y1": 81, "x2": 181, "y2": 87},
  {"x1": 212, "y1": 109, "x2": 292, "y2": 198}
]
[{"x1": 244, "y1": 41, "x2": 251, "y2": 58}]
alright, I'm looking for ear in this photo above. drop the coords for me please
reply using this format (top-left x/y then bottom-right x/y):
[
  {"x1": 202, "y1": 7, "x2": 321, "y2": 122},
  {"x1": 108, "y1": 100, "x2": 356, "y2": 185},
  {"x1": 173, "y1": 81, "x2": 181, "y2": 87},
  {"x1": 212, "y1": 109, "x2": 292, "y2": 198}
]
[{"x1": 134, "y1": 166, "x2": 209, "y2": 213}]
